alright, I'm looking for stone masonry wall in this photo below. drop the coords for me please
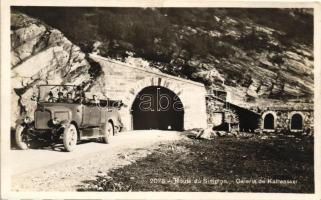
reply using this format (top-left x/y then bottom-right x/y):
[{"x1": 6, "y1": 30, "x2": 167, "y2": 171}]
[
  {"x1": 90, "y1": 54, "x2": 208, "y2": 131},
  {"x1": 261, "y1": 110, "x2": 314, "y2": 134}
]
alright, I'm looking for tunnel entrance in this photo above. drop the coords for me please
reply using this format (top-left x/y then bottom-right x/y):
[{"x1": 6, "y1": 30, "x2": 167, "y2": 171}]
[
  {"x1": 131, "y1": 86, "x2": 184, "y2": 131},
  {"x1": 263, "y1": 113, "x2": 275, "y2": 130},
  {"x1": 291, "y1": 114, "x2": 303, "y2": 130}
]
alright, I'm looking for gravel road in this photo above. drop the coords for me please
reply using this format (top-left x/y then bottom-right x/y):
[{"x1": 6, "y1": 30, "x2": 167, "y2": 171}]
[{"x1": 10, "y1": 130, "x2": 184, "y2": 191}]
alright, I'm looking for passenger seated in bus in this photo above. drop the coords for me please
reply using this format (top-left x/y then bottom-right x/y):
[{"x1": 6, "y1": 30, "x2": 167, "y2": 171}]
[
  {"x1": 57, "y1": 92, "x2": 64, "y2": 103},
  {"x1": 89, "y1": 95, "x2": 99, "y2": 105},
  {"x1": 65, "y1": 92, "x2": 74, "y2": 103},
  {"x1": 47, "y1": 91, "x2": 56, "y2": 102}
]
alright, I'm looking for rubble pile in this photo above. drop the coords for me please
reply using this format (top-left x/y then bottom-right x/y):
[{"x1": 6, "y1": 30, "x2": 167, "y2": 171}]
[{"x1": 185, "y1": 127, "x2": 313, "y2": 140}]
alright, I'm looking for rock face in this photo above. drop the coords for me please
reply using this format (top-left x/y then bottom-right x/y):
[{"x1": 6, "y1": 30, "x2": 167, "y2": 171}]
[
  {"x1": 11, "y1": 12, "x2": 104, "y2": 128},
  {"x1": 16, "y1": 7, "x2": 313, "y2": 107}
]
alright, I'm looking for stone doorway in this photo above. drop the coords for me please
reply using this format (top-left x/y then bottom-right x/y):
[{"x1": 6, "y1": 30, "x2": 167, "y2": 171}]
[
  {"x1": 131, "y1": 86, "x2": 184, "y2": 131},
  {"x1": 263, "y1": 113, "x2": 275, "y2": 130},
  {"x1": 291, "y1": 113, "x2": 303, "y2": 130}
]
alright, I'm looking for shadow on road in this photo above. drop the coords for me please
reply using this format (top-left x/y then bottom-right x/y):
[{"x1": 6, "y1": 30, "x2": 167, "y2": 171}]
[{"x1": 11, "y1": 127, "x2": 102, "y2": 152}]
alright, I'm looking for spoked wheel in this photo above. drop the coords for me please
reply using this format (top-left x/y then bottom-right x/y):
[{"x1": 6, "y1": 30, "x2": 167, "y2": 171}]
[
  {"x1": 102, "y1": 122, "x2": 114, "y2": 144},
  {"x1": 15, "y1": 124, "x2": 30, "y2": 150},
  {"x1": 63, "y1": 124, "x2": 78, "y2": 152}
]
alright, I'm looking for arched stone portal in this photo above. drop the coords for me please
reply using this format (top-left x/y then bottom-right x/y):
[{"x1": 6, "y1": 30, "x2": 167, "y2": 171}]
[
  {"x1": 131, "y1": 86, "x2": 184, "y2": 131},
  {"x1": 262, "y1": 112, "x2": 276, "y2": 130},
  {"x1": 290, "y1": 113, "x2": 303, "y2": 130},
  {"x1": 90, "y1": 54, "x2": 208, "y2": 131}
]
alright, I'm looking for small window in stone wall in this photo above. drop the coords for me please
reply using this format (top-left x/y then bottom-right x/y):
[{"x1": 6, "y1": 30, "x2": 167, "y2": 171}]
[
  {"x1": 264, "y1": 113, "x2": 275, "y2": 130},
  {"x1": 291, "y1": 113, "x2": 303, "y2": 130}
]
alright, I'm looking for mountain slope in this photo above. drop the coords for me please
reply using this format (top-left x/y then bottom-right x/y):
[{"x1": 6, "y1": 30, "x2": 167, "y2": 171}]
[{"x1": 15, "y1": 7, "x2": 313, "y2": 107}]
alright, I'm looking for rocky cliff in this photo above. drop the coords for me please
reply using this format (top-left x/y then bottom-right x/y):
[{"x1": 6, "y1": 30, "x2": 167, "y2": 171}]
[
  {"x1": 15, "y1": 8, "x2": 313, "y2": 105},
  {"x1": 11, "y1": 12, "x2": 106, "y2": 127},
  {"x1": 11, "y1": 8, "x2": 314, "y2": 127}
]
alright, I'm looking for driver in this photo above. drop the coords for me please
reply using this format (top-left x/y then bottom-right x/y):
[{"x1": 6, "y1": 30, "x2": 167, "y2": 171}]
[{"x1": 57, "y1": 92, "x2": 64, "y2": 103}]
